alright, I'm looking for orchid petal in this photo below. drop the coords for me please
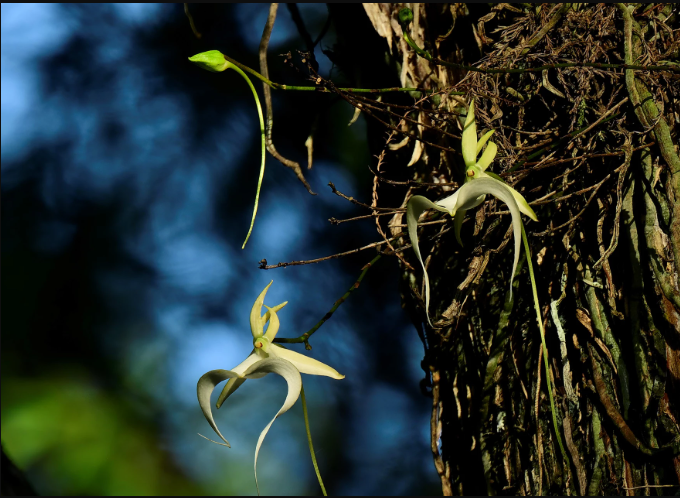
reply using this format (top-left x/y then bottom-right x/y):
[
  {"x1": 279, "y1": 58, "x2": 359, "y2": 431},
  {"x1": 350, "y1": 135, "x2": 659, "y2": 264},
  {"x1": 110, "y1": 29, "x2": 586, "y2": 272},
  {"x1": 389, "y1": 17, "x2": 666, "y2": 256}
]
[
  {"x1": 262, "y1": 305, "x2": 281, "y2": 342},
  {"x1": 242, "y1": 358, "x2": 302, "y2": 495},
  {"x1": 453, "y1": 209, "x2": 466, "y2": 247},
  {"x1": 476, "y1": 130, "x2": 495, "y2": 157},
  {"x1": 261, "y1": 301, "x2": 287, "y2": 328},
  {"x1": 251, "y1": 281, "x2": 273, "y2": 338},
  {"x1": 268, "y1": 344, "x2": 345, "y2": 379},
  {"x1": 483, "y1": 172, "x2": 539, "y2": 221},
  {"x1": 407, "y1": 195, "x2": 450, "y2": 325},
  {"x1": 215, "y1": 378, "x2": 247, "y2": 410},
  {"x1": 215, "y1": 350, "x2": 265, "y2": 409},
  {"x1": 434, "y1": 192, "x2": 459, "y2": 215},
  {"x1": 455, "y1": 178, "x2": 523, "y2": 294},
  {"x1": 197, "y1": 369, "x2": 242, "y2": 446},
  {"x1": 456, "y1": 193, "x2": 486, "y2": 212},
  {"x1": 476, "y1": 141, "x2": 497, "y2": 172},
  {"x1": 462, "y1": 98, "x2": 478, "y2": 168}
]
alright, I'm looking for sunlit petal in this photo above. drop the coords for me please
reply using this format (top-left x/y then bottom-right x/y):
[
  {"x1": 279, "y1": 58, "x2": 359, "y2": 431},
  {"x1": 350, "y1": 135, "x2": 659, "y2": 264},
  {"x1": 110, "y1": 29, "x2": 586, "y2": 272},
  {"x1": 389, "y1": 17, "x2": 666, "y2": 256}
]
[
  {"x1": 262, "y1": 305, "x2": 280, "y2": 342},
  {"x1": 434, "y1": 192, "x2": 459, "y2": 214},
  {"x1": 269, "y1": 345, "x2": 344, "y2": 379},
  {"x1": 215, "y1": 378, "x2": 247, "y2": 410},
  {"x1": 476, "y1": 141, "x2": 497, "y2": 172},
  {"x1": 455, "y1": 178, "x2": 523, "y2": 294},
  {"x1": 476, "y1": 130, "x2": 495, "y2": 157},
  {"x1": 462, "y1": 98, "x2": 478, "y2": 168},
  {"x1": 197, "y1": 369, "x2": 242, "y2": 446},
  {"x1": 407, "y1": 195, "x2": 450, "y2": 325},
  {"x1": 260, "y1": 301, "x2": 287, "y2": 328},
  {"x1": 250, "y1": 281, "x2": 273, "y2": 338},
  {"x1": 215, "y1": 350, "x2": 268, "y2": 408},
  {"x1": 482, "y1": 172, "x2": 539, "y2": 221},
  {"x1": 243, "y1": 358, "x2": 302, "y2": 495},
  {"x1": 453, "y1": 209, "x2": 466, "y2": 247}
]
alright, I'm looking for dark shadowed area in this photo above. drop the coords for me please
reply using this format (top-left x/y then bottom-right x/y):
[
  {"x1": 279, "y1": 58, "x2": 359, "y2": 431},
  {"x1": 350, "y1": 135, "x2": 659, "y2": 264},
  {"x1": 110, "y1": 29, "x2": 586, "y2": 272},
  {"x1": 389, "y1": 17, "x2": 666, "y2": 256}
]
[{"x1": 1, "y1": 3, "x2": 442, "y2": 495}]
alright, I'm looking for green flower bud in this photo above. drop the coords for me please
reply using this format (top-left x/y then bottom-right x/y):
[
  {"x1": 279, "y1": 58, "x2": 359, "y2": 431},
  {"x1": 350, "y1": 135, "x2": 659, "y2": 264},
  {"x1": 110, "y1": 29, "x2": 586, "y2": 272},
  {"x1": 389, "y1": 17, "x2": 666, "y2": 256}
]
[
  {"x1": 188, "y1": 50, "x2": 230, "y2": 72},
  {"x1": 398, "y1": 8, "x2": 413, "y2": 28}
]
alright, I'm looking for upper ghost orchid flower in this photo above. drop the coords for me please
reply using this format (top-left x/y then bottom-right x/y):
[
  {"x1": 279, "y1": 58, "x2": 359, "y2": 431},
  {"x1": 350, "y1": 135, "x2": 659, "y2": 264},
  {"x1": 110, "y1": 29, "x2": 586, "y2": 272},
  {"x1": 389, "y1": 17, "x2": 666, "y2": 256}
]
[
  {"x1": 461, "y1": 98, "x2": 538, "y2": 224},
  {"x1": 197, "y1": 281, "x2": 344, "y2": 493},
  {"x1": 406, "y1": 98, "x2": 539, "y2": 326}
]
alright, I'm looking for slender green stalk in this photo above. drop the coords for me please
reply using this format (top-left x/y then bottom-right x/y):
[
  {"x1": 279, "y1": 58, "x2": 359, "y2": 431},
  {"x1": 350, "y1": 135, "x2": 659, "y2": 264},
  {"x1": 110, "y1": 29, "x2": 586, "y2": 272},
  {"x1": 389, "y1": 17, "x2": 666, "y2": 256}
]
[
  {"x1": 522, "y1": 224, "x2": 570, "y2": 466},
  {"x1": 225, "y1": 63, "x2": 266, "y2": 249},
  {"x1": 222, "y1": 54, "x2": 435, "y2": 94},
  {"x1": 301, "y1": 384, "x2": 327, "y2": 496}
]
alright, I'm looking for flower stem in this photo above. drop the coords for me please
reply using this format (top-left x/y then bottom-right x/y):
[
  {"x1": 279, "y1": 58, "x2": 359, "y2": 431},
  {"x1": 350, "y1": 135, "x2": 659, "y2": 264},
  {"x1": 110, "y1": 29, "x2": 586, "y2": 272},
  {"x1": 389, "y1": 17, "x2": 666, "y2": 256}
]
[
  {"x1": 221, "y1": 54, "x2": 436, "y2": 94},
  {"x1": 225, "y1": 63, "x2": 266, "y2": 249},
  {"x1": 522, "y1": 224, "x2": 570, "y2": 467},
  {"x1": 274, "y1": 253, "x2": 382, "y2": 347},
  {"x1": 301, "y1": 384, "x2": 327, "y2": 496}
]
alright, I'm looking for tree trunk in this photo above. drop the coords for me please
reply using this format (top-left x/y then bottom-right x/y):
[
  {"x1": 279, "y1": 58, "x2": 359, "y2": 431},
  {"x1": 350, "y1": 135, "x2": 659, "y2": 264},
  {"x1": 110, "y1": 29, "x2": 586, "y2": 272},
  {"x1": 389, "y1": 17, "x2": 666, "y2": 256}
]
[{"x1": 358, "y1": 3, "x2": 680, "y2": 495}]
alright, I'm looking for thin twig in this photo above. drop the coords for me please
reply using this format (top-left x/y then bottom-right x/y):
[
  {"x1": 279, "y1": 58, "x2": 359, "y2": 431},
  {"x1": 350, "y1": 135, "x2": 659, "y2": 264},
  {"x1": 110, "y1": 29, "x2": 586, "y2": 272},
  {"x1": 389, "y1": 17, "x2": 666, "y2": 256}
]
[
  {"x1": 508, "y1": 112, "x2": 624, "y2": 173},
  {"x1": 367, "y1": 162, "x2": 459, "y2": 188},
  {"x1": 183, "y1": 3, "x2": 202, "y2": 38},
  {"x1": 329, "y1": 211, "x2": 400, "y2": 225},
  {"x1": 521, "y1": 142, "x2": 655, "y2": 169},
  {"x1": 274, "y1": 254, "x2": 381, "y2": 346},
  {"x1": 534, "y1": 172, "x2": 615, "y2": 236},
  {"x1": 259, "y1": 236, "x2": 401, "y2": 270},
  {"x1": 220, "y1": 53, "x2": 436, "y2": 94},
  {"x1": 373, "y1": 147, "x2": 415, "y2": 271},
  {"x1": 404, "y1": 27, "x2": 680, "y2": 74},
  {"x1": 259, "y1": 3, "x2": 316, "y2": 195},
  {"x1": 328, "y1": 182, "x2": 403, "y2": 212}
]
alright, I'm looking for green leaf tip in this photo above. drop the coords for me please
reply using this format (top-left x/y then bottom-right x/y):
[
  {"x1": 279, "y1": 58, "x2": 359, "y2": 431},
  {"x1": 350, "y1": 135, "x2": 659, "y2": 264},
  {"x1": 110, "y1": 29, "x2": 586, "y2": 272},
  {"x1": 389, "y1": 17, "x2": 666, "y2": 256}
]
[
  {"x1": 188, "y1": 50, "x2": 230, "y2": 72},
  {"x1": 398, "y1": 8, "x2": 414, "y2": 27}
]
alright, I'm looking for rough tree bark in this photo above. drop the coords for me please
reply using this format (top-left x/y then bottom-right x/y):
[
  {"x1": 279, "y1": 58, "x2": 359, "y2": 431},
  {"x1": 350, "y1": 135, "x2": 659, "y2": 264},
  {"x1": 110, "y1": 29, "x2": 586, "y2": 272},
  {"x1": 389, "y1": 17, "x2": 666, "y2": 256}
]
[{"x1": 356, "y1": 3, "x2": 680, "y2": 495}]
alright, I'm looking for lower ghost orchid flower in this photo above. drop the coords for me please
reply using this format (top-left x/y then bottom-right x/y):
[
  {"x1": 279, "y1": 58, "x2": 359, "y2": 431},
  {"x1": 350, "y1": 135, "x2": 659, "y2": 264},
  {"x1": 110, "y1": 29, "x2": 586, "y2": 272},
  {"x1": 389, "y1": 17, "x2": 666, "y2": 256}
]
[
  {"x1": 407, "y1": 98, "x2": 539, "y2": 326},
  {"x1": 197, "y1": 281, "x2": 344, "y2": 493}
]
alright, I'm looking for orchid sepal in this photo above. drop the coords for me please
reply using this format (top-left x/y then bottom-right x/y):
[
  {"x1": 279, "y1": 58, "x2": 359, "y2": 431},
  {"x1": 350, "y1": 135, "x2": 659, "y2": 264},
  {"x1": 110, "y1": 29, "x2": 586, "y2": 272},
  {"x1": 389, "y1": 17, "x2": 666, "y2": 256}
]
[
  {"x1": 481, "y1": 171, "x2": 539, "y2": 221},
  {"x1": 406, "y1": 178, "x2": 523, "y2": 325},
  {"x1": 476, "y1": 130, "x2": 495, "y2": 156},
  {"x1": 196, "y1": 357, "x2": 303, "y2": 494},
  {"x1": 462, "y1": 99, "x2": 478, "y2": 168}
]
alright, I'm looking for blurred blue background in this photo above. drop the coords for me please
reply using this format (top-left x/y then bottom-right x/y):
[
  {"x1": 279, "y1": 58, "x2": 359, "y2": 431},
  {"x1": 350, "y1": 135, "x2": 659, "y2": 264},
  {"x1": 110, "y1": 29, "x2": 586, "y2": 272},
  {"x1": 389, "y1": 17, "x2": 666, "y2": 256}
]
[{"x1": 1, "y1": 3, "x2": 441, "y2": 495}]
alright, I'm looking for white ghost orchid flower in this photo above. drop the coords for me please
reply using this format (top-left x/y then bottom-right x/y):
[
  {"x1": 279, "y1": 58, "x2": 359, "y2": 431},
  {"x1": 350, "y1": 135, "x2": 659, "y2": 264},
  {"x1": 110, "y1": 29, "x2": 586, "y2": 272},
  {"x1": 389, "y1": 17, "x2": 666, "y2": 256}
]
[
  {"x1": 197, "y1": 281, "x2": 344, "y2": 493},
  {"x1": 406, "y1": 98, "x2": 539, "y2": 325},
  {"x1": 462, "y1": 98, "x2": 538, "y2": 224},
  {"x1": 215, "y1": 280, "x2": 344, "y2": 409}
]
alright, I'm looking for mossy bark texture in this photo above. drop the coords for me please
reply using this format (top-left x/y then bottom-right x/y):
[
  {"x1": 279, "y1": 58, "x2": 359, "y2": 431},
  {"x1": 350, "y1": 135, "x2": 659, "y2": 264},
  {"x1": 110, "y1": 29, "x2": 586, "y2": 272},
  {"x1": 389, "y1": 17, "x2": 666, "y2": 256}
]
[{"x1": 360, "y1": 3, "x2": 680, "y2": 495}]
